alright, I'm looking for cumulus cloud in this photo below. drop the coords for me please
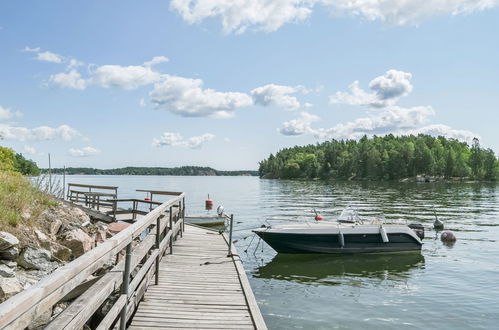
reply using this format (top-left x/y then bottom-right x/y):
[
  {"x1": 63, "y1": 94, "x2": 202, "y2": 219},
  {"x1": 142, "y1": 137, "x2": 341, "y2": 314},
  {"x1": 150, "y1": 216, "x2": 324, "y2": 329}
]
[
  {"x1": 47, "y1": 56, "x2": 169, "y2": 90},
  {"x1": 36, "y1": 51, "x2": 63, "y2": 63},
  {"x1": 49, "y1": 70, "x2": 88, "y2": 90},
  {"x1": 280, "y1": 112, "x2": 320, "y2": 136},
  {"x1": 170, "y1": 0, "x2": 499, "y2": 33},
  {"x1": 251, "y1": 84, "x2": 303, "y2": 109},
  {"x1": 170, "y1": 0, "x2": 314, "y2": 33},
  {"x1": 330, "y1": 70, "x2": 413, "y2": 108},
  {"x1": 316, "y1": 106, "x2": 435, "y2": 139},
  {"x1": 152, "y1": 132, "x2": 215, "y2": 149},
  {"x1": 91, "y1": 63, "x2": 163, "y2": 90},
  {"x1": 68, "y1": 146, "x2": 100, "y2": 157},
  {"x1": 150, "y1": 75, "x2": 253, "y2": 118},
  {"x1": 404, "y1": 124, "x2": 479, "y2": 144},
  {"x1": 0, "y1": 124, "x2": 80, "y2": 141},
  {"x1": 0, "y1": 106, "x2": 22, "y2": 120}
]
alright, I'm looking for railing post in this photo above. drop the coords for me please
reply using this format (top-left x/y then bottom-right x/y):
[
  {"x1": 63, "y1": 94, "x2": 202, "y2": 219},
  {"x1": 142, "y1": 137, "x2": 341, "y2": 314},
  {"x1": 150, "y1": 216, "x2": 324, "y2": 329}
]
[
  {"x1": 169, "y1": 206, "x2": 173, "y2": 254},
  {"x1": 182, "y1": 197, "x2": 185, "y2": 232},
  {"x1": 119, "y1": 242, "x2": 132, "y2": 330},
  {"x1": 155, "y1": 215, "x2": 161, "y2": 285},
  {"x1": 227, "y1": 214, "x2": 234, "y2": 257},
  {"x1": 179, "y1": 201, "x2": 183, "y2": 238}
]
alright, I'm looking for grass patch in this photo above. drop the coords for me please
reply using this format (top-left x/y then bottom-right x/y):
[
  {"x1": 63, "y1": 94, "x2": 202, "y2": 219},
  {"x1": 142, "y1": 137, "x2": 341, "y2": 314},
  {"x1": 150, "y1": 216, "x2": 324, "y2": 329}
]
[{"x1": 0, "y1": 170, "x2": 57, "y2": 230}]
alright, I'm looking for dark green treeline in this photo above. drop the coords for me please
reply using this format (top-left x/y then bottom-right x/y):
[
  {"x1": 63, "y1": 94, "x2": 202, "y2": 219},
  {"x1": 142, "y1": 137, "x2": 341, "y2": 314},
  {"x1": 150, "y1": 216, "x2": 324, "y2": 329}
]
[{"x1": 259, "y1": 135, "x2": 499, "y2": 181}]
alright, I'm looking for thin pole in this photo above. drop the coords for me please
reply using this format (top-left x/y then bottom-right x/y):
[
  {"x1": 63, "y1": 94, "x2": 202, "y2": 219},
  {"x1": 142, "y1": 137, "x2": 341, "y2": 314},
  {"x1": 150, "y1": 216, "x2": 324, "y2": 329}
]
[
  {"x1": 48, "y1": 153, "x2": 52, "y2": 193},
  {"x1": 62, "y1": 165, "x2": 66, "y2": 199},
  {"x1": 227, "y1": 214, "x2": 234, "y2": 257},
  {"x1": 119, "y1": 243, "x2": 132, "y2": 330}
]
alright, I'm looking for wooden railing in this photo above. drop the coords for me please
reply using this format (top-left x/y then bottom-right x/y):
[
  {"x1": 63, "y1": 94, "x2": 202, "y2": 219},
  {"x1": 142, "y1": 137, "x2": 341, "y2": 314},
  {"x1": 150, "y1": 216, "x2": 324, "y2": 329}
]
[
  {"x1": 67, "y1": 183, "x2": 119, "y2": 211},
  {"x1": 0, "y1": 192, "x2": 186, "y2": 330}
]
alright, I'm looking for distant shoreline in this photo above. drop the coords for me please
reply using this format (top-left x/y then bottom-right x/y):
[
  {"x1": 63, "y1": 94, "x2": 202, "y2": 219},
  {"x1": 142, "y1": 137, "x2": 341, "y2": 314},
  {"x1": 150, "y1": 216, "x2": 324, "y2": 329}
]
[{"x1": 42, "y1": 166, "x2": 258, "y2": 177}]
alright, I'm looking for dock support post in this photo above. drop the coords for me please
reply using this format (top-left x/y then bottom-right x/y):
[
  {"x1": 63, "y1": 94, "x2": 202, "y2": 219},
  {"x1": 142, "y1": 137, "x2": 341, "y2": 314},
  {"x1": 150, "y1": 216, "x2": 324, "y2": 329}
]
[
  {"x1": 179, "y1": 201, "x2": 183, "y2": 238},
  {"x1": 119, "y1": 242, "x2": 132, "y2": 330},
  {"x1": 227, "y1": 214, "x2": 234, "y2": 257},
  {"x1": 155, "y1": 215, "x2": 160, "y2": 285},
  {"x1": 169, "y1": 206, "x2": 173, "y2": 254}
]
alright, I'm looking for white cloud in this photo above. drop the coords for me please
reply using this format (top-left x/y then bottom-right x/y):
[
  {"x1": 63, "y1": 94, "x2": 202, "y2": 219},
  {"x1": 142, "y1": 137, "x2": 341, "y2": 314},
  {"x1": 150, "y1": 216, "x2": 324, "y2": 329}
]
[
  {"x1": 404, "y1": 124, "x2": 479, "y2": 143},
  {"x1": 152, "y1": 132, "x2": 215, "y2": 149},
  {"x1": 23, "y1": 46, "x2": 40, "y2": 52},
  {"x1": 150, "y1": 75, "x2": 253, "y2": 118},
  {"x1": 251, "y1": 84, "x2": 303, "y2": 109},
  {"x1": 170, "y1": 0, "x2": 314, "y2": 34},
  {"x1": 325, "y1": 0, "x2": 498, "y2": 26},
  {"x1": 330, "y1": 70, "x2": 413, "y2": 108},
  {"x1": 316, "y1": 106, "x2": 435, "y2": 139},
  {"x1": 143, "y1": 56, "x2": 169, "y2": 67},
  {"x1": 36, "y1": 51, "x2": 63, "y2": 63},
  {"x1": 170, "y1": 0, "x2": 499, "y2": 33},
  {"x1": 139, "y1": 98, "x2": 147, "y2": 107},
  {"x1": 49, "y1": 70, "x2": 88, "y2": 90},
  {"x1": 0, "y1": 106, "x2": 22, "y2": 120},
  {"x1": 46, "y1": 56, "x2": 169, "y2": 90},
  {"x1": 280, "y1": 111, "x2": 320, "y2": 136},
  {"x1": 0, "y1": 124, "x2": 81, "y2": 141},
  {"x1": 68, "y1": 146, "x2": 100, "y2": 157},
  {"x1": 91, "y1": 64, "x2": 162, "y2": 90}
]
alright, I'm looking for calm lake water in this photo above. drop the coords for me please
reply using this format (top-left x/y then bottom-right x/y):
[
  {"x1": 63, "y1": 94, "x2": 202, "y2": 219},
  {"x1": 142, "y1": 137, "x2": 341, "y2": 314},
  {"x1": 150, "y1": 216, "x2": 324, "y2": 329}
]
[{"x1": 59, "y1": 175, "x2": 498, "y2": 329}]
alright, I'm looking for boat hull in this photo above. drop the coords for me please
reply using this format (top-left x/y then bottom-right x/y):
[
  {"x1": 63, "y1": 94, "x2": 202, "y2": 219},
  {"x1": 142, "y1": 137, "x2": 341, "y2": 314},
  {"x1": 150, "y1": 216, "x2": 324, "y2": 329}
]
[
  {"x1": 254, "y1": 231, "x2": 422, "y2": 254},
  {"x1": 185, "y1": 216, "x2": 225, "y2": 227}
]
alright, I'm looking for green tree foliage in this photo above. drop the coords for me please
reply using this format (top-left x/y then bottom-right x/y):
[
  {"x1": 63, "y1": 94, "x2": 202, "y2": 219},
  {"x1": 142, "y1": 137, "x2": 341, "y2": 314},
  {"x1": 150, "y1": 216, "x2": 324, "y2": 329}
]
[
  {"x1": 0, "y1": 146, "x2": 41, "y2": 175},
  {"x1": 259, "y1": 135, "x2": 499, "y2": 181},
  {"x1": 46, "y1": 166, "x2": 258, "y2": 176}
]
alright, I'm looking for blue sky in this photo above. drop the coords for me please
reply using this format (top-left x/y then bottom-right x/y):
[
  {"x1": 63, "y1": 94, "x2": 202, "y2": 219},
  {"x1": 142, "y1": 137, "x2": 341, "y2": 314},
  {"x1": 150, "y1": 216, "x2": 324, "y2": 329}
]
[{"x1": 1, "y1": 1, "x2": 498, "y2": 170}]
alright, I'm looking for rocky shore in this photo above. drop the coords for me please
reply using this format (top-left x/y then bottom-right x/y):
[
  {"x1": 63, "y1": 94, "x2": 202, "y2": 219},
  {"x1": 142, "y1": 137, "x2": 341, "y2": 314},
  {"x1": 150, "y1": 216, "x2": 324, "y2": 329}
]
[{"x1": 0, "y1": 201, "x2": 129, "y2": 328}]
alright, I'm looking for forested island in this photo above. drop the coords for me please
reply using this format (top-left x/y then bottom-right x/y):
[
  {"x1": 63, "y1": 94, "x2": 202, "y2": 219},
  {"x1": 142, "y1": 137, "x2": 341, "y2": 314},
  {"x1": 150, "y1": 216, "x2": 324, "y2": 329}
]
[
  {"x1": 46, "y1": 166, "x2": 258, "y2": 176},
  {"x1": 259, "y1": 135, "x2": 499, "y2": 181}
]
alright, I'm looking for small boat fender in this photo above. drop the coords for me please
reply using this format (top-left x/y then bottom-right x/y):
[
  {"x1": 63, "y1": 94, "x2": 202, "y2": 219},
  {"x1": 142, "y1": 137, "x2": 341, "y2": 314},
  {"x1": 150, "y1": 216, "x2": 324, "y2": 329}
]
[
  {"x1": 338, "y1": 230, "x2": 345, "y2": 248},
  {"x1": 380, "y1": 226, "x2": 389, "y2": 243},
  {"x1": 217, "y1": 205, "x2": 224, "y2": 216}
]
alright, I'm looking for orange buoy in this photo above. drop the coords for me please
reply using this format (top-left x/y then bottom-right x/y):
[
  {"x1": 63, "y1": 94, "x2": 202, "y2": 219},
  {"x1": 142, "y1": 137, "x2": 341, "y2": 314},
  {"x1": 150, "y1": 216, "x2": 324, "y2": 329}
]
[
  {"x1": 313, "y1": 209, "x2": 323, "y2": 221},
  {"x1": 205, "y1": 194, "x2": 213, "y2": 210}
]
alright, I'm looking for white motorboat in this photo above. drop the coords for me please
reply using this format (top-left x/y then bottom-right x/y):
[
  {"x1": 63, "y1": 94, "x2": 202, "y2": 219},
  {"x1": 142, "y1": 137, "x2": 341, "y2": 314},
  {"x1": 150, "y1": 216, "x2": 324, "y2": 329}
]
[{"x1": 253, "y1": 207, "x2": 424, "y2": 254}]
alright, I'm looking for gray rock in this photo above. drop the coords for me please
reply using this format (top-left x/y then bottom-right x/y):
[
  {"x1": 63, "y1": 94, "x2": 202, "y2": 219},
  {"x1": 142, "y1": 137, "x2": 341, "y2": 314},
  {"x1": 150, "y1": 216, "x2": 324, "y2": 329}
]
[
  {"x1": 0, "y1": 260, "x2": 17, "y2": 268},
  {"x1": 50, "y1": 243, "x2": 72, "y2": 262},
  {"x1": 0, "y1": 232, "x2": 19, "y2": 251},
  {"x1": 17, "y1": 247, "x2": 52, "y2": 271},
  {"x1": 49, "y1": 219, "x2": 63, "y2": 236},
  {"x1": 0, "y1": 277, "x2": 23, "y2": 301},
  {"x1": 0, "y1": 264, "x2": 15, "y2": 277},
  {"x1": 61, "y1": 228, "x2": 93, "y2": 258},
  {"x1": 0, "y1": 246, "x2": 19, "y2": 261}
]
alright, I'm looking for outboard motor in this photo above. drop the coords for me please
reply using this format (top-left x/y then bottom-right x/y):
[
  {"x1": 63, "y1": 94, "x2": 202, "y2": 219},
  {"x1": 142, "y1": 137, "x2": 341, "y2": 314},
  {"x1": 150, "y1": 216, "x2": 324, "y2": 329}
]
[
  {"x1": 408, "y1": 223, "x2": 425, "y2": 240},
  {"x1": 216, "y1": 205, "x2": 224, "y2": 217}
]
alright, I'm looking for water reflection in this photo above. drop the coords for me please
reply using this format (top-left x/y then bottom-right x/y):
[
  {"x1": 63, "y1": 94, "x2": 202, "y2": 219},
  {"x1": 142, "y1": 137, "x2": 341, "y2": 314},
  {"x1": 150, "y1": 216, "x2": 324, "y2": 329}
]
[{"x1": 254, "y1": 253, "x2": 425, "y2": 285}]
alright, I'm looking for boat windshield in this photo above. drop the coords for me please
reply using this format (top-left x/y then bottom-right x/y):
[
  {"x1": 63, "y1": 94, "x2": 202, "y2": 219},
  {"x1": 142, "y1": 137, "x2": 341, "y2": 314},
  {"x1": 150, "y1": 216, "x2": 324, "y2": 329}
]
[{"x1": 338, "y1": 207, "x2": 360, "y2": 223}]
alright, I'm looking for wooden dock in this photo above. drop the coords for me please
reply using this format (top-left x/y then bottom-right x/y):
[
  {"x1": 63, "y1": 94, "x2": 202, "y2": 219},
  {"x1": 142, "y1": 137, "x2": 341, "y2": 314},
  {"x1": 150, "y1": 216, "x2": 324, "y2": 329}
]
[
  {"x1": 129, "y1": 225, "x2": 266, "y2": 330},
  {"x1": 0, "y1": 190, "x2": 267, "y2": 330}
]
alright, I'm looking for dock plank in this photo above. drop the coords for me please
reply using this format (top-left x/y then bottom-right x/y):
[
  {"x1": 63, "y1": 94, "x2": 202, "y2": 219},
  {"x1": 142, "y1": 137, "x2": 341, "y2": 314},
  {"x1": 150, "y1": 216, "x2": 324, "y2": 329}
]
[{"x1": 128, "y1": 225, "x2": 266, "y2": 330}]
